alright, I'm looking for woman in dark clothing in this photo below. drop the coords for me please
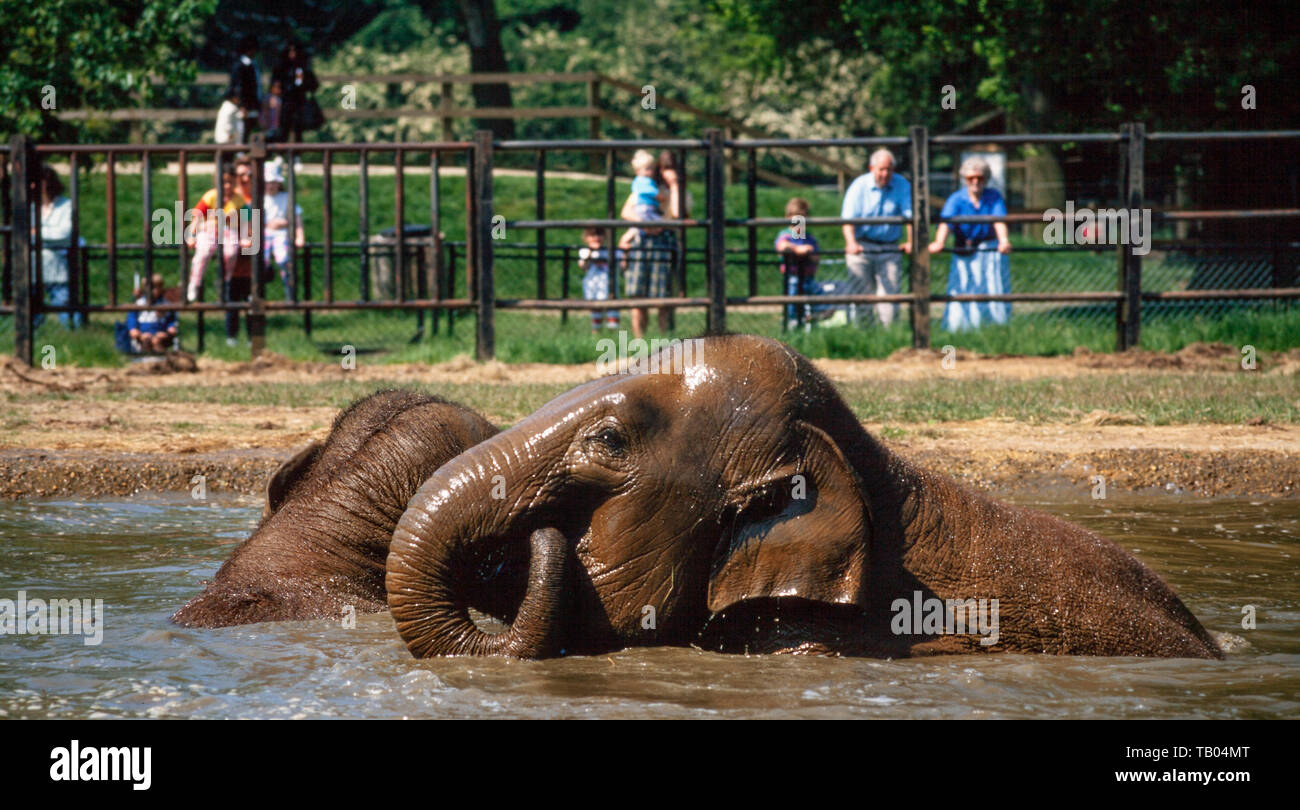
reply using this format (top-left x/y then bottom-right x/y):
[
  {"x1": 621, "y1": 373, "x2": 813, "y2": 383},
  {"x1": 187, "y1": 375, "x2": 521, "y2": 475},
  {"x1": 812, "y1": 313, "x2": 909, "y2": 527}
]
[
  {"x1": 271, "y1": 43, "x2": 320, "y2": 143},
  {"x1": 222, "y1": 35, "x2": 262, "y2": 143}
]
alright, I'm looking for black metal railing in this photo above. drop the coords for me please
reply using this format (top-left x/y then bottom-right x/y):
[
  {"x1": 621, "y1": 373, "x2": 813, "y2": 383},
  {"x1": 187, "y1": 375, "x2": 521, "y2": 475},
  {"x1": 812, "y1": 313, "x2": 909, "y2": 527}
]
[{"x1": 5, "y1": 126, "x2": 1299, "y2": 363}]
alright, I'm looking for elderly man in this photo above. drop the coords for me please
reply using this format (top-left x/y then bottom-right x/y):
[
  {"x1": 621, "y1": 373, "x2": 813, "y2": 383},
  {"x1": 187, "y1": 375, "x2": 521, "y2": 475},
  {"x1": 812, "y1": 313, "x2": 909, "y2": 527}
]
[{"x1": 841, "y1": 148, "x2": 913, "y2": 327}]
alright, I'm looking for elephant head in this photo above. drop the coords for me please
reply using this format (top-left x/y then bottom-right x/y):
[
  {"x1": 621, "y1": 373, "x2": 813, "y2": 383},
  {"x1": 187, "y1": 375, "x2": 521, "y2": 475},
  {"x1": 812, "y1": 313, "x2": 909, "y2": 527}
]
[
  {"x1": 387, "y1": 335, "x2": 1222, "y2": 660},
  {"x1": 172, "y1": 389, "x2": 498, "y2": 628}
]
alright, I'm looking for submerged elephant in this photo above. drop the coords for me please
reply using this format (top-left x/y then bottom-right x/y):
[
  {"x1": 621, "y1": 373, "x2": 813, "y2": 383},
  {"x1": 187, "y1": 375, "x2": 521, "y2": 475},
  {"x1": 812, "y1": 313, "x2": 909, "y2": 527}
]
[
  {"x1": 172, "y1": 390, "x2": 498, "y2": 627},
  {"x1": 386, "y1": 335, "x2": 1221, "y2": 660}
]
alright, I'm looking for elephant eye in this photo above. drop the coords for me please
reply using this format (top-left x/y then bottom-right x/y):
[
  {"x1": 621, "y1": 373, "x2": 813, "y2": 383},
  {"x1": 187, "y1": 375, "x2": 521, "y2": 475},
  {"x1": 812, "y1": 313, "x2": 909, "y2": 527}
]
[{"x1": 586, "y1": 426, "x2": 628, "y2": 457}]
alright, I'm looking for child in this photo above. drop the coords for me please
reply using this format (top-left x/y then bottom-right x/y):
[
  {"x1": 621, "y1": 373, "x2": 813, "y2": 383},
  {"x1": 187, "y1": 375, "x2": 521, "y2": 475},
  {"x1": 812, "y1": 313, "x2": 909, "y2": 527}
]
[
  {"x1": 127, "y1": 274, "x2": 179, "y2": 353},
  {"x1": 618, "y1": 149, "x2": 662, "y2": 252},
  {"x1": 262, "y1": 80, "x2": 284, "y2": 142},
  {"x1": 774, "y1": 197, "x2": 820, "y2": 330},
  {"x1": 579, "y1": 228, "x2": 621, "y2": 332},
  {"x1": 185, "y1": 167, "x2": 247, "y2": 303},
  {"x1": 262, "y1": 160, "x2": 305, "y2": 301},
  {"x1": 214, "y1": 89, "x2": 243, "y2": 145}
]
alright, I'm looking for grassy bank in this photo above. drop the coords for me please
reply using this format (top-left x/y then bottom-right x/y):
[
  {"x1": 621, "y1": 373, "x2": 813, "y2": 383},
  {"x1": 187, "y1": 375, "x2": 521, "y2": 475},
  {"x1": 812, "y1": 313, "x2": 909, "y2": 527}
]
[
  {"x1": 7, "y1": 162, "x2": 1298, "y2": 365},
  {"x1": 18, "y1": 296, "x2": 1300, "y2": 369},
  {"x1": 12, "y1": 371, "x2": 1295, "y2": 427}
]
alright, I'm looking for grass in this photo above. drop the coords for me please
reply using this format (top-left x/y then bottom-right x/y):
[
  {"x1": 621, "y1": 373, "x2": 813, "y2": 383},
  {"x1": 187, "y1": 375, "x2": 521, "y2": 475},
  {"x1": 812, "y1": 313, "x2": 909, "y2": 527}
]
[
  {"x1": 11, "y1": 372, "x2": 1295, "y2": 427},
  {"x1": 836, "y1": 374, "x2": 1299, "y2": 426},
  {"x1": 104, "y1": 380, "x2": 574, "y2": 426},
  {"x1": 9, "y1": 296, "x2": 1299, "y2": 369},
  {"x1": 8, "y1": 160, "x2": 1299, "y2": 365}
]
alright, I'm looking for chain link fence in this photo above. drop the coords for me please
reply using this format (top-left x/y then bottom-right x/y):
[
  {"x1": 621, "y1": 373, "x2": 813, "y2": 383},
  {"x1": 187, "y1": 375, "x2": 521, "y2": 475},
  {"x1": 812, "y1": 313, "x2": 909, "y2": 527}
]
[
  {"x1": 488, "y1": 238, "x2": 1296, "y2": 362},
  {"x1": 3, "y1": 131, "x2": 1297, "y2": 367},
  {"x1": 2, "y1": 236, "x2": 1295, "y2": 365}
]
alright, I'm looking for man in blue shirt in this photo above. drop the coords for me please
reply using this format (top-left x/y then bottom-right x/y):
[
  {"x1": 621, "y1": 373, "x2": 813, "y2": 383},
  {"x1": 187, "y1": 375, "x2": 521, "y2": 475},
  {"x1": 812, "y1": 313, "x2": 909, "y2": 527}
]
[{"x1": 841, "y1": 149, "x2": 912, "y2": 327}]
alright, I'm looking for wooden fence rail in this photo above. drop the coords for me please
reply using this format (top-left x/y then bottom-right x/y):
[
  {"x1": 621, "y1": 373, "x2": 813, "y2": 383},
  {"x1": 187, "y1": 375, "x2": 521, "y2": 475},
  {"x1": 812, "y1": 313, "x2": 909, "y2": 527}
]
[
  {"x1": 5, "y1": 127, "x2": 1300, "y2": 364},
  {"x1": 56, "y1": 71, "x2": 858, "y2": 187}
]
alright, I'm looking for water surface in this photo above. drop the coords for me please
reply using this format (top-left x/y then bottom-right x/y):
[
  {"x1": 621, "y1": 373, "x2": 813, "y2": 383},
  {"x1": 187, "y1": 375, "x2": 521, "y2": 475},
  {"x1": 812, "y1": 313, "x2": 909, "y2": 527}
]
[{"x1": 1, "y1": 492, "x2": 1295, "y2": 719}]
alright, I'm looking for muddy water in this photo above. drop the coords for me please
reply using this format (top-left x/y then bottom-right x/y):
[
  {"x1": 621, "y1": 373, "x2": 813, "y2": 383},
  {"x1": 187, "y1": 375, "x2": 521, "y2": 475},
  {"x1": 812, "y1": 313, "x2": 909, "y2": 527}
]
[{"x1": 0, "y1": 493, "x2": 1295, "y2": 719}]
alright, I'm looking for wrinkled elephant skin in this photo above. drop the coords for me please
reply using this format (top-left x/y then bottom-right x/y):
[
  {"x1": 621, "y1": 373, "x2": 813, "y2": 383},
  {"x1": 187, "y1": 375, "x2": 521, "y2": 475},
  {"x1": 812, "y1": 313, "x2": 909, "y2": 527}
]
[
  {"x1": 173, "y1": 390, "x2": 498, "y2": 627},
  {"x1": 387, "y1": 336, "x2": 1222, "y2": 660}
]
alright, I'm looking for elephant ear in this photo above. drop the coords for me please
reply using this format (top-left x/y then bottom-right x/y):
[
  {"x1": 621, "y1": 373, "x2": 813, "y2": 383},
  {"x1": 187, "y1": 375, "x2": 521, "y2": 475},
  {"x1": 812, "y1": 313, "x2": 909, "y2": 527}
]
[
  {"x1": 707, "y1": 421, "x2": 872, "y2": 614},
  {"x1": 263, "y1": 441, "x2": 323, "y2": 519}
]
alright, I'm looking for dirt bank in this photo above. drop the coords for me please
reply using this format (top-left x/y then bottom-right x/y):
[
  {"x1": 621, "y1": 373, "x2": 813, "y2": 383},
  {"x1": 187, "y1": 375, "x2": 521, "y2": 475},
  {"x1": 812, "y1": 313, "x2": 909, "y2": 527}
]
[
  {"x1": 1, "y1": 343, "x2": 1296, "y2": 499},
  {"x1": 2, "y1": 418, "x2": 1294, "y2": 500}
]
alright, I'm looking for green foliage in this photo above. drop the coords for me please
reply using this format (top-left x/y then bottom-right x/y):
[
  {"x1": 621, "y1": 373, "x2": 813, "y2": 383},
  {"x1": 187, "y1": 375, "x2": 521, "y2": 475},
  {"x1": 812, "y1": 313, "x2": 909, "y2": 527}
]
[
  {"x1": 0, "y1": 0, "x2": 219, "y2": 141},
  {"x1": 711, "y1": 0, "x2": 1300, "y2": 133},
  {"x1": 316, "y1": 0, "x2": 887, "y2": 172},
  {"x1": 314, "y1": 32, "x2": 471, "y2": 142},
  {"x1": 8, "y1": 0, "x2": 1296, "y2": 145},
  {"x1": 350, "y1": 5, "x2": 440, "y2": 51}
]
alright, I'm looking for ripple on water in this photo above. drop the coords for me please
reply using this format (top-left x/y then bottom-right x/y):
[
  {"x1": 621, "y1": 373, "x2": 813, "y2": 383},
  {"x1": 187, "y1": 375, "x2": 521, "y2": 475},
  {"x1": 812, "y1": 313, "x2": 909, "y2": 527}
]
[{"x1": 0, "y1": 493, "x2": 1296, "y2": 718}]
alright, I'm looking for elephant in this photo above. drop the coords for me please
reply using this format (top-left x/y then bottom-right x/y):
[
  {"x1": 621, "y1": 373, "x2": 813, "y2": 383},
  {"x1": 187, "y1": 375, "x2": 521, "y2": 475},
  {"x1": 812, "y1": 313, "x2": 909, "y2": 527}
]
[
  {"x1": 172, "y1": 389, "x2": 498, "y2": 627},
  {"x1": 386, "y1": 335, "x2": 1222, "y2": 660}
]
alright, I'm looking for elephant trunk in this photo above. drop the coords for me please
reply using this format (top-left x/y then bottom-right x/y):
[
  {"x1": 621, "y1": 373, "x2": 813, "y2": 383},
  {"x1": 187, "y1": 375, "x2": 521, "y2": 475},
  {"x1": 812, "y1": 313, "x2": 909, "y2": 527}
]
[{"x1": 386, "y1": 443, "x2": 568, "y2": 659}]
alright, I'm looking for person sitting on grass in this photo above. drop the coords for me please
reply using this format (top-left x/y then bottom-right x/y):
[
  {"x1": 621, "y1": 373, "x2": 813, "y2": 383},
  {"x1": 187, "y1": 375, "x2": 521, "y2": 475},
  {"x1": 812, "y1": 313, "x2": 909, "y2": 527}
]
[
  {"x1": 578, "y1": 227, "x2": 621, "y2": 333},
  {"x1": 127, "y1": 274, "x2": 179, "y2": 353},
  {"x1": 774, "y1": 197, "x2": 820, "y2": 330}
]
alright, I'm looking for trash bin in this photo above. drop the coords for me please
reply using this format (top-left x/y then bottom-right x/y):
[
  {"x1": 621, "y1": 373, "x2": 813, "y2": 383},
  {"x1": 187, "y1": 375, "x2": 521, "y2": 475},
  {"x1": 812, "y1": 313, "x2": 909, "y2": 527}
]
[{"x1": 368, "y1": 225, "x2": 435, "y2": 300}]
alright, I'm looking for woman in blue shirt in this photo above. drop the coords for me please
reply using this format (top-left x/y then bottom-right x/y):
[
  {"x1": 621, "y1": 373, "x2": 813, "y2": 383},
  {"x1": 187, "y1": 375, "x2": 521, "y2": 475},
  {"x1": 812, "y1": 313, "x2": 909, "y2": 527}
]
[{"x1": 928, "y1": 156, "x2": 1013, "y2": 331}]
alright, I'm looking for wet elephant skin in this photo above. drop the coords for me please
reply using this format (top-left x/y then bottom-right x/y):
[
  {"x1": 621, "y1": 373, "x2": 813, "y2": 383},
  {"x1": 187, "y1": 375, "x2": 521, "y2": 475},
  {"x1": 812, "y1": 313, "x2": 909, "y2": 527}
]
[{"x1": 386, "y1": 336, "x2": 1222, "y2": 660}]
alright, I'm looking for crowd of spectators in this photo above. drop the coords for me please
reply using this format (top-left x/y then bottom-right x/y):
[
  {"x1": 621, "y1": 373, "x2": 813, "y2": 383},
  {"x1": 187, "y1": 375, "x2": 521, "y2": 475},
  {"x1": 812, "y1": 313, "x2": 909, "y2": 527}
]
[
  {"x1": 585, "y1": 146, "x2": 1010, "y2": 336},
  {"x1": 31, "y1": 51, "x2": 1012, "y2": 350}
]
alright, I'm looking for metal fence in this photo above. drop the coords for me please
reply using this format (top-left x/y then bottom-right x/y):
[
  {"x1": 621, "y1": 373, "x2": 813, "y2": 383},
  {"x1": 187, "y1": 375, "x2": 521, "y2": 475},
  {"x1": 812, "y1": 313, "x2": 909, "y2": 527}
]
[
  {"x1": 3, "y1": 137, "x2": 479, "y2": 363},
  {"x1": 4, "y1": 126, "x2": 1298, "y2": 364}
]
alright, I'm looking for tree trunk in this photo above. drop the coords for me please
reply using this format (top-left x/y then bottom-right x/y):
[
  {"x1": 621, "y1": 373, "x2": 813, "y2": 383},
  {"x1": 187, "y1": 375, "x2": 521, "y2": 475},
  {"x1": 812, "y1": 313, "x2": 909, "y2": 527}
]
[
  {"x1": 1011, "y1": 85, "x2": 1064, "y2": 243},
  {"x1": 457, "y1": 0, "x2": 515, "y2": 140}
]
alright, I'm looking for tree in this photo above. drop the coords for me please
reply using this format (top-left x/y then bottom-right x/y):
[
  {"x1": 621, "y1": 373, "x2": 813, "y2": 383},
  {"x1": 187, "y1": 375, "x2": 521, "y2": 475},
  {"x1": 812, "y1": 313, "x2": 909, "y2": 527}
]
[
  {"x1": 454, "y1": 0, "x2": 515, "y2": 139},
  {"x1": 1, "y1": 0, "x2": 219, "y2": 142},
  {"x1": 713, "y1": 0, "x2": 1300, "y2": 133},
  {"x1": 194, "y1": 0, "x2": 390, "y2": 71},
  {"x1": 713, "y1": 0, "x2": 1300, "y2": 236}
]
